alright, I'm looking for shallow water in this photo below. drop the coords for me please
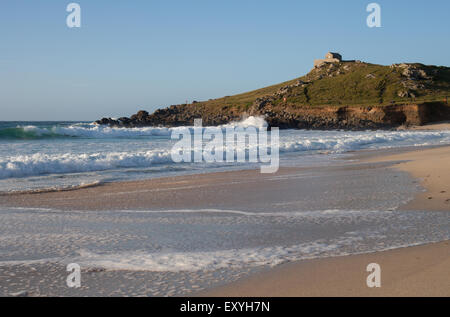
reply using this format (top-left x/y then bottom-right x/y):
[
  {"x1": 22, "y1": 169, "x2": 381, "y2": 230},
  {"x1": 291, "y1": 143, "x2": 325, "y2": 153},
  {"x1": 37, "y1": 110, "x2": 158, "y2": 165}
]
[
  {"x1": 0, "y1": 162, "x2": 449, "y2": 296},
  {"x1": 1, "y1": 207, "x2": 449, "y2": 270},
  {"x1": 0, "y1": 205, "x2": 449, "y2": 296},
  {"x1": 1, "y1": 120, "x2": 450, "y2": 192}
]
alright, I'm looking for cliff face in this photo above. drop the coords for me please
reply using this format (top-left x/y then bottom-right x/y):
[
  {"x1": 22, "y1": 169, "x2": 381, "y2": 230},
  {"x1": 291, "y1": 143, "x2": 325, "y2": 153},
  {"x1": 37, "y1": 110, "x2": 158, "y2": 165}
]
[
  {"x1": 96, "y1": 102, "x2": 450, "y2": 130},
  {"x1": 261, "y1": 103, "x2": 450, "y2": 129},
  {"x1": 96, "y1": 61, "x2": 450, "y2": 129}
]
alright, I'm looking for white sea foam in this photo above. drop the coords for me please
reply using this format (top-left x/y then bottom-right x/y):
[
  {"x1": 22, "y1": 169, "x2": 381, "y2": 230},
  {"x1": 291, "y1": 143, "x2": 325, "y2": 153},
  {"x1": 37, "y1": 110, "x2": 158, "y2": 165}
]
[
  {"x1": 0, "y1": 206, "x2": 448, "y2": 271},
  {"x1": 52, "y1": 125, "x2": 174, "y2": 138},
  {"x1": 0, "y1": 240, "x2": 430, "y2": 271},
  {"x1": 1, "y1": 129, "x2": 450, "y2": 179},
  {"x1": 21, "y1": 125, "x2": 53, "y2": 136},
  {"x1": 280, "y1": 130, "x2": 450, "y2": 153},
  {"x1": 2, "y1": 119, "x2": 450, "y2": 180},
  {"x1": 68, "y1": 238, "x2": 426, "y2": 272},
  {"x1": 0, "y1": 150, "x2": 173, "y2": 179},
  {"x1": 4, "y1": 207, "x2": 388, "y2": 218},
  {"x1": 17, "y1": 124, "x2": 174, "y2": 138},
  {"x1": 221, "y1": 116, "x2": 268, "y2": 128},
  {"x1": 115, "y1": 208, "x2": 393, "y2": 220},
  {"x1": 68, "y1": 239, "x2": 354, "y2": 272}
]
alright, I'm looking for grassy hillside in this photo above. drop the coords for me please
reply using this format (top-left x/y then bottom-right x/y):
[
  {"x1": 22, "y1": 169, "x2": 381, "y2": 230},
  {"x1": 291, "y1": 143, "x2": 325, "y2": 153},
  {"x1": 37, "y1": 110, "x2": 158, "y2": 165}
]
[
  {"x1": 188, "y1": 61, "x2": 449, "y2": 114},
  {"x1": 97, "y1": 60, "x2": 450, "y2": 129}
]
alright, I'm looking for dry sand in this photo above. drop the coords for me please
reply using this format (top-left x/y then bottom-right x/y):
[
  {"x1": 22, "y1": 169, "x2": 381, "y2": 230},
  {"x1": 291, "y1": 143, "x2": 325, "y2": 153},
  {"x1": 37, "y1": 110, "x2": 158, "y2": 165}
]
[{"x1": 200, "y1": 145, "x2": 450, "y2": 297}]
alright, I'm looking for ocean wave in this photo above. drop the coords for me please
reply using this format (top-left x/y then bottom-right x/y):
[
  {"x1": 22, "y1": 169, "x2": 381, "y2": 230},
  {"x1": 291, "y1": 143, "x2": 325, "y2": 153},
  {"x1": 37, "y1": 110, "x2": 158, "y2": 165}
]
[
  {"x1": 0, "y1": 151, "x2": 174, "y2": 179},
  {"x1": 1, "y1": 129, "x2": 450, "y2": 179},
  {"x1": 0, "y1": 116, "x2": 269, "y2": 140},
  {"x1": 220, "y1": 116, "x2": 268, "y2": 128},
  {"x1": 0, "y1": 124, "x2": 175, "y2": 140},
  {"x1": 0, "y1": 126, "x2": 59, "y2": 140},
  {"x1": 280, "y1": 130, "x2": 450, "y2": 153}
]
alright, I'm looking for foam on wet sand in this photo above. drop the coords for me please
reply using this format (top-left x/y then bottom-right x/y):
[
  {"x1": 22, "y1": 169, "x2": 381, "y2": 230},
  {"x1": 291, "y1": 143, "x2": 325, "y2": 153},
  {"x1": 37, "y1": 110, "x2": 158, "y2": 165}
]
[{"x1": 0, "y1": 143, "x2": 449, "y2": 297}]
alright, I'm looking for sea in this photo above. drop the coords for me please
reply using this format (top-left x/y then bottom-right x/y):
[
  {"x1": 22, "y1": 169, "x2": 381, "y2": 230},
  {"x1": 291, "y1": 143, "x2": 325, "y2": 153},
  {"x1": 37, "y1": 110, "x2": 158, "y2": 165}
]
[{"x1": 2, "y1": 118, "x2": 450, "y2": 192}]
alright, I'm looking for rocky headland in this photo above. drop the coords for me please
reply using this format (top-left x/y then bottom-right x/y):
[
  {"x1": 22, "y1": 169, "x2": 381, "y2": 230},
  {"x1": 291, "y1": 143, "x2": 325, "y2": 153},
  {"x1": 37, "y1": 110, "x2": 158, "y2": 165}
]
[{"x1": 96, "y1": 55, "x2": 450, "y2": 130}]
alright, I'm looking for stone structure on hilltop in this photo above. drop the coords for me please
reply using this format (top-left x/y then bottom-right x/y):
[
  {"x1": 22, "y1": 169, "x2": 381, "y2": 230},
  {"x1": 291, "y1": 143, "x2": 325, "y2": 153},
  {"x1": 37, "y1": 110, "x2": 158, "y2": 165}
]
[{"x1": 314, "y1": 52, "x2": 343, "y2": 68}]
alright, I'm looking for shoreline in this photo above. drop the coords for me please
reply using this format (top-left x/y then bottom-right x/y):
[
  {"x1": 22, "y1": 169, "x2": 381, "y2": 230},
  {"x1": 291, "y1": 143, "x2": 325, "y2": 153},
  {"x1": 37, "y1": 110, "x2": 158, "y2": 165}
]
[
  {"x1": 197, "y1": 240, "x2": 450, "y2": 297},
  {"x1": 365, "y1": 146, "x2": 450, "y2": 212},
  {"x1": 198, "y1": 144, "x2": 450, "y2": 297},
  {"x1": 1, "y1": 144, "x2": 448, "y2": 212},
  {"x1": 0, "y1": 124, "x2": 449, "y2": 297}
]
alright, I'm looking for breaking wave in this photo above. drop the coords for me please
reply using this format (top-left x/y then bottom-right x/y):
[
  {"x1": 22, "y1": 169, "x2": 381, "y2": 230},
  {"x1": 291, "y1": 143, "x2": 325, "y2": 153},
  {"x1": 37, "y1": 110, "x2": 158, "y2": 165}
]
[
  {"x1": 0, "y1": 124, "x2": 174, "y2": 140},
  {"x1": 0, "y1": 116, "x2": 268, "y2": 140},
  {"x1": 1, "y1": 118, "x2": 450, "y2": 180},
  {"x1": 0, "y1": 150, "x2": 174, "y2": 179},
  {"x1": 280, "y1": 130, "x2": 450, "y2": 153}
]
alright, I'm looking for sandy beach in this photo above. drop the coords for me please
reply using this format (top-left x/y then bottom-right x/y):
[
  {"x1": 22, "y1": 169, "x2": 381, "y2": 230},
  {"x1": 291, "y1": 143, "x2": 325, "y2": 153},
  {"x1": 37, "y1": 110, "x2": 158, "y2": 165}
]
[
  {"x1": 0, "y1": 125, "x2": 449, "y2": 297},
  {"x1": 200, "y1": 240, "x2": 450, "y2": 297},
  {"x1": 200, "y1": 143, "x2": 450, "y2": 297},
  {"x1": 368, "y1": 146, "x2": 450, "y2": 212}
]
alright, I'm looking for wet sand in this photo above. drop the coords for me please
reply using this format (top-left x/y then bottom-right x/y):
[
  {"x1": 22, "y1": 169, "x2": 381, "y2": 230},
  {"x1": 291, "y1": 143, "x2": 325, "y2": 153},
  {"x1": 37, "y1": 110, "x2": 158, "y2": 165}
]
[
  {"x1": 200, "y1": 240, "x2": 450, "y2": 297},
  {"x1": 368, "y1": 146, "x2": 450, "y2": 212},
  {"x1": 0, "y1": 142, "x2": 449, "y2": 297},
  {"x1": 0, "y1": 162, "x2": 411, "y2": 212},
  {"x1": 200, "y1": 145, "x2": 450, "y2": 297},
  {"x1": 0, "y1": 167, "x2": 313, "y2": 211}
]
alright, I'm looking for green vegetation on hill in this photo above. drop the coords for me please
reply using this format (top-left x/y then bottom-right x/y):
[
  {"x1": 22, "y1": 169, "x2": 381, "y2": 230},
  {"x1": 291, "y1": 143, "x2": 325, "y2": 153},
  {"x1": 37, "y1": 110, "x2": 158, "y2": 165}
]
[
  {"x1": 191, "y1": 61, "x2": 449, "y2": 112},
  {"x1": 97, "y1": 60, "x2": 450, "y2": 129}
]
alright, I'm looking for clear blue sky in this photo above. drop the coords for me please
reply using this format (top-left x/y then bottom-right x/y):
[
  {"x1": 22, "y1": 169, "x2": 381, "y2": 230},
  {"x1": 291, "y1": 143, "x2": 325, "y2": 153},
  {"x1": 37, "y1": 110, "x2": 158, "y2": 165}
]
[{"x1": 1, "y1": 0, "x2": 449, "y2": 121}]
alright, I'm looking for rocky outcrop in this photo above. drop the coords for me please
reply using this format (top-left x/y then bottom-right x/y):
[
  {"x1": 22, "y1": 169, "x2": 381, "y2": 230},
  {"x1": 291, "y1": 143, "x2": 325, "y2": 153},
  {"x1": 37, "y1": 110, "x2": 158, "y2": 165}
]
[
  {"x1": 252, "y1": 103, "x2": 449, "y2": 129},
  {"x1": 390, "y1": 63, "x2": 437, "y2": 100},
  {"x1": 96, "y1": 102, "x2": 450, "y2": 130}
]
